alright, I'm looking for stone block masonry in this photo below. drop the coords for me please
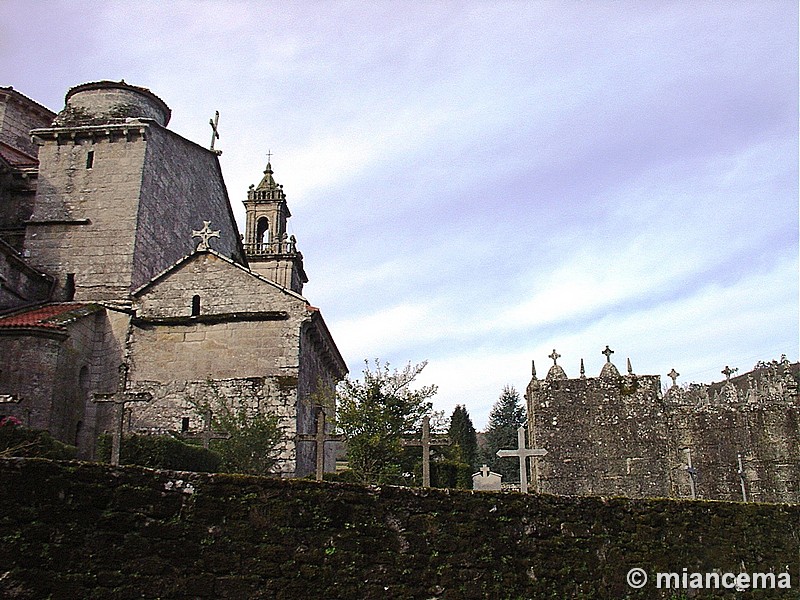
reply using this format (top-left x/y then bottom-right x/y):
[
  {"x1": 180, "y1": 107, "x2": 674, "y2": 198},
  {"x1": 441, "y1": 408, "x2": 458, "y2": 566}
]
[
  {"x1": 1, "y1": 458, "x2": 798, "y2": 599},
  {"x1": 527, "y1": 354, "x2": 800, "y2": 503}
]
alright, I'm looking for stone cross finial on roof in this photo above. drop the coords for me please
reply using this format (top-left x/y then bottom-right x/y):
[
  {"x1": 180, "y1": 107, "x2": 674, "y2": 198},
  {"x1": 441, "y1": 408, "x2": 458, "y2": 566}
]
[
  {"x1": 192, "y1": 221, "x2": 220, "y2": 251},
  {"x1": 602, "y1": 345, "x2": 614, "y2": 362},
  {"x1": 668, "y1": 368, "x2": 680, "y2": 387},
  {"x1": 208, "y1": 111, "x2": 222, "y2": 155},
  {"x1": 266, "y1": 149, "x2": 273, "y2": 163},
  {"x1": 549, "y1": 349, "x2": 561, "y2": 366},
  {"x1": 722, "y1": 365, "x2": 738, "y2": 382}
]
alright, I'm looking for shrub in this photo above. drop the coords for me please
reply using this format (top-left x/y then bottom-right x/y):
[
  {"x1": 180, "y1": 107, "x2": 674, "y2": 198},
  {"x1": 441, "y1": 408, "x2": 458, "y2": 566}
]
[
  {"x1": 96, "y1": 434, "x2": 221, "y2": 472},
  {"x1": 0, "y1": 424, "x2": 77, "y2": 460}
]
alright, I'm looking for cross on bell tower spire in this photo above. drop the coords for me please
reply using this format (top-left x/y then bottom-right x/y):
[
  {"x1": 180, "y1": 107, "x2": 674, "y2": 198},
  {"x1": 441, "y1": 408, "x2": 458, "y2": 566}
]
[{"x1": 242, "y1": 152, "x2": 308, "y2": 293}]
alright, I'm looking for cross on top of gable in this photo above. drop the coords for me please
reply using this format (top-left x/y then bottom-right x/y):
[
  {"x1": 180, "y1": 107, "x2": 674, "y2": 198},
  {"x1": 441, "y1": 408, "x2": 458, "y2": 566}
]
[{"x1": 192, "y1": 221, "x2": 220, "y2": 251}]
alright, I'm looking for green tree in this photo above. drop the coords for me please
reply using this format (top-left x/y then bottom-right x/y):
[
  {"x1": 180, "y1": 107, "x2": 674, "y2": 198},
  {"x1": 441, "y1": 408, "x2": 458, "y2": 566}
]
[
  {"x1": 448, "y1": 404, "x2": 478, "y2": 473},
  {"x1": 336, "y1": 359, "x2": 437, "y2": 484},
  {"x1": 482, "y1": 385, "x2": 527, "y2": 482},
  {"x1": 191, "y1": 385, "x2": 282, "y2": 476}
]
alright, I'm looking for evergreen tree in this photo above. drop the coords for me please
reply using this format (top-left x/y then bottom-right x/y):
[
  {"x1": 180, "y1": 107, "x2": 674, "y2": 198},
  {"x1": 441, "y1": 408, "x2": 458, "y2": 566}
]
[
  {"x1": 482, "y1": 385, "x2": 526, "y2": 482},
  {"x1": 448, "y1": 405, "x2": 478, "y2": 471}
]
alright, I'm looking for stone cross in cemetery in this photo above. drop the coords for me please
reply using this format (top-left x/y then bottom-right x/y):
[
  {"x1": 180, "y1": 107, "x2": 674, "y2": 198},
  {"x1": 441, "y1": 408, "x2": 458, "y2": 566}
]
[
  {"x1": 183, "y1": 408, "x2": 230, "y2": 450},
  {"x1": 496, "y1": 426, "x2": 548, "y2": 494},
  {"x1": 208, "y1": 110, "x2": 222, "y2": 154},
  {"x1": 92, "y1": 366, "x2": 152, "y2": 466},
  {"x1": 296, "y1": 406, "x2": 343, "y2": 482},
  {"x1": 472, "y1": 464, "x2": 502, "y2": 491},
  {"x1": 684, "y1": 447, "x2": 698, "y2": 500},
  {"x1": 192, "y1": 221, "x2": 220, "y2": 251},
  {"x1": 401, "y1": 415, "x2": 450, "y2": 488}
]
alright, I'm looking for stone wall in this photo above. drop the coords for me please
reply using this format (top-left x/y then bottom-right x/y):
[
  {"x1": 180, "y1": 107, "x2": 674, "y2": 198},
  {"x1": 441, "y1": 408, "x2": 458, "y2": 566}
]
[
  {"x1": 135, "y1": 126, "x2": 244, "y2": 290},
  {"x1": 527, "y1": 356, "x2": 800, "y2": 503},
  {"x1": 25, "y1": 128, "x2": 147, "y2": 300},
  {"x1": 0, "y1": 308, "x2": 107, "y2": 446},
  {"x1": 0, "y1": 86, "x2": 54, "y2": 158},
  {"x1": 1, "y1": 458, "x2": 798, "y2": 599}
]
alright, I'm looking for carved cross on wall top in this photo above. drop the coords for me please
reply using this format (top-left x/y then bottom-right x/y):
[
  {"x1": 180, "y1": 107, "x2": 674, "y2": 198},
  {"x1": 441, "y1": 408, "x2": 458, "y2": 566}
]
[
  {"x1": 548, "y1": 349, "x2": 561, "y2": 366},
  {"x1": 668, "y1": 368, "x2": 680, "y2": 387},
  {"x1": 192, "y1": 221, "x2": 220, "y2": 251},
  {"x1": 722, "y1": 365, "x2": 738, "y2": 382},
  {"x1": 602, "y1": 345, "x2": 614, "y2": 362}
]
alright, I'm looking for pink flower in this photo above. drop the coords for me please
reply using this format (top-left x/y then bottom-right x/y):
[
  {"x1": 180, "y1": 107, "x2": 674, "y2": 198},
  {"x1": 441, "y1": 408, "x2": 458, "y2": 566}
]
[{"x1": 0, "y1": 416, "x2": 22, "y2": 427}]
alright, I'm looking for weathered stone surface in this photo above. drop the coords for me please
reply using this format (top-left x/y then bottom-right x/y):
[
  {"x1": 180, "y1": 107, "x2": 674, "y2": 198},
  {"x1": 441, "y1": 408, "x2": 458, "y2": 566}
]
[
  {"x1": 0, "y1": 81, "x2": 347, "y2": 476},
  {"x1": 1, "y1": 458, "x2": 799, "y2": 600},
  {"x1": 527, "y1": 356, "x2": 800, "y2": 503}
]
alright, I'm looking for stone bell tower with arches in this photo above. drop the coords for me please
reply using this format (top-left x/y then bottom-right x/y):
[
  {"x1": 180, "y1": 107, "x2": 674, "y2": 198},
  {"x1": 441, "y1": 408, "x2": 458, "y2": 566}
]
[{"x1": 243, "y1": 156, "x2": 308, "y2": 294}]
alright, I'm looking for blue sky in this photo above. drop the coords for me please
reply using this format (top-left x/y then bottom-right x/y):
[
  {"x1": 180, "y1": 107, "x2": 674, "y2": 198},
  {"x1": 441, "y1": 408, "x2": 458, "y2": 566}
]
[{"x1": 2, "y1": 1, "x2": 797, "y2": 429}]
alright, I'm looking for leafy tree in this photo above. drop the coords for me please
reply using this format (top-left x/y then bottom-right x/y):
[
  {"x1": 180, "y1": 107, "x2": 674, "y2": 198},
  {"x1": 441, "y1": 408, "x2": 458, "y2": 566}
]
[
  {"x1": 482, "y1": 385, "x2": 527, "y2": 482},
  {"x1": 448, "y1": 404, "x2": 478, "y2": 474},
  {"x1": 335, "y1": 359, "x2": 437, "y2": 484},
  {"x1": 191, "y1": 385, "x2": 282, "y2": 476}
]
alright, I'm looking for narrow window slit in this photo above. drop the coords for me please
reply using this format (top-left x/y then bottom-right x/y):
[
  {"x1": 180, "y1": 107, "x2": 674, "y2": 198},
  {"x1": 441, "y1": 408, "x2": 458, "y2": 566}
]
[
  {"x1": 191, "y1": 295, "x2": 201, "y2": 316},
  {"x1": 86, "y1": 150, "x2": 94, "y2": 169}
]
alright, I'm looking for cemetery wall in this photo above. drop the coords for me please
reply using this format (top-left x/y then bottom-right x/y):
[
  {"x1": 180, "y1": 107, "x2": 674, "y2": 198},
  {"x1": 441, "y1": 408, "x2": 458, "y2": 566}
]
[
  {"x1": 528, "y1": 357, "x2": 800, "y2": 503},
  {"x1": 1, "y1": 458, "x2": 798, "y2": 600}
]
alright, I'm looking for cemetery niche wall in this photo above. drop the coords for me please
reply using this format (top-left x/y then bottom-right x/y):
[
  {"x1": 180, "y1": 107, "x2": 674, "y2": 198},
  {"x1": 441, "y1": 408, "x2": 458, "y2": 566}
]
[{"x1": 526, "y1": 349, "x2": 800, "y2": 503}]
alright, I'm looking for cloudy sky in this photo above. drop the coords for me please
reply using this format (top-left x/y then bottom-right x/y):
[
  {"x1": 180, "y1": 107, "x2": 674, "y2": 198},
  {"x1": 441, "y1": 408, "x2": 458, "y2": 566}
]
[{"x1": 2, "y1": 1, "x2": 797, "y2": 428}]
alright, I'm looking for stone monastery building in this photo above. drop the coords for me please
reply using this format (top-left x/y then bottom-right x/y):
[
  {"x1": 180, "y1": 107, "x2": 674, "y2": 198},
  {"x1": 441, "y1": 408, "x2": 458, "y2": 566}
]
[{"x1": 0, "y1": 81, "x2": 347, "y2": 476}]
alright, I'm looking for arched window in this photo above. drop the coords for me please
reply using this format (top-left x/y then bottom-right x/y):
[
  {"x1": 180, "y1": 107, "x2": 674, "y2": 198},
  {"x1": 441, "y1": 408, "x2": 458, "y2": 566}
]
[
  {"x1": 191, "y1": 295, "x2": 201, "y2": 316},
  {"x1": 256, "y1": 217, "x2": 269, "y2": 248}
]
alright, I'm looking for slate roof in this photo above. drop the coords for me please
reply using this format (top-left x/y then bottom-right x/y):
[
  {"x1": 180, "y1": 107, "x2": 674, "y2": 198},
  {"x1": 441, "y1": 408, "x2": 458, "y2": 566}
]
[
  {"x1": 0, "y1": 303, "x2": 100, "y2": 331},
  {"x1": 0, "y1": 141, "x2": 38, "y2": 168}
]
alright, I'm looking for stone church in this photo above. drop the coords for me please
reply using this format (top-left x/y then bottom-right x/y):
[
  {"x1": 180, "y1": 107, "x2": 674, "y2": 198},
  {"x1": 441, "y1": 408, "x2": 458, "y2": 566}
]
[
  {"x1": 0, "y1": 81, "x2": 347, "y2": 477},
  {"x1": 525, "y1": 348, "x2": 799, "y2": 503}
]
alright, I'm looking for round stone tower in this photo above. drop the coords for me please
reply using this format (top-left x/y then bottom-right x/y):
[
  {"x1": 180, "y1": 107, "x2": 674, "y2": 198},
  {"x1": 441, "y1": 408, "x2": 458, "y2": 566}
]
[{"x1": 53, "y1": 80, "x2": 171, "y2": 127}]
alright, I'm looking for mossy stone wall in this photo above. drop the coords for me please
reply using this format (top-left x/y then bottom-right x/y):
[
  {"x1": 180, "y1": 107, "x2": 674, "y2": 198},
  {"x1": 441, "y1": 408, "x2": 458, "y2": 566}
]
[{"x1": 1, "y1": 458, "x2": 798, "y2": 599}]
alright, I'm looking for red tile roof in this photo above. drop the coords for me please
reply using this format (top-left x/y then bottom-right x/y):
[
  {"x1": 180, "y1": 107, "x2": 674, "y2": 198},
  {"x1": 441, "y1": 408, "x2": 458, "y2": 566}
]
[{"x1": 0, "y1": 303, "x2": 93, "y2": 331}]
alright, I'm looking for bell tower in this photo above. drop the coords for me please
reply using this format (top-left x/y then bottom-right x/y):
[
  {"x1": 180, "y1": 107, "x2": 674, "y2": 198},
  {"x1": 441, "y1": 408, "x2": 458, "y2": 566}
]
[{"x1": 243, "y1": 158, "x2": 308, "y2": 294}]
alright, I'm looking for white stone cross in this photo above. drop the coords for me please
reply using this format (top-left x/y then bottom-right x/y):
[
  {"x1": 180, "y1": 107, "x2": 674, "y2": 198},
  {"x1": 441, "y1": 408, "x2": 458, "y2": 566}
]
[
  {"x1": 496, "y1": 426, "x2": 547, "y2": 494},
  {"x1": 192, "y1": 221, "x2": 220, "y2": 251},
  {"x1": 296, "y1": 406, "x2": 344, "y2": 482},
  {"x1": 401, "y1": 415, "x2": 450, "y2": 488},
  {"x1": 92, "y1": 366, "x2": 152, "y2": 466},
  {"x1": 668, "y1": 368, "x2": 680, "y2": 387}
]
